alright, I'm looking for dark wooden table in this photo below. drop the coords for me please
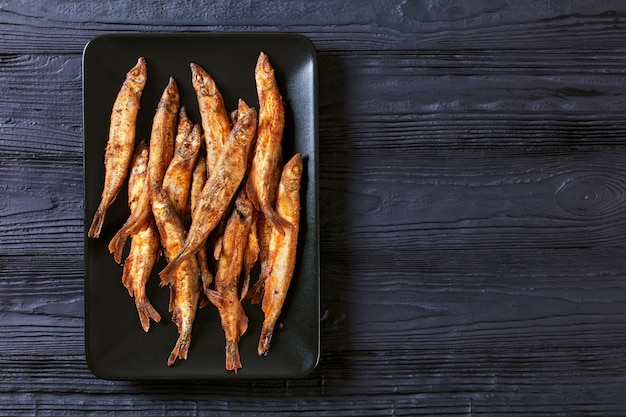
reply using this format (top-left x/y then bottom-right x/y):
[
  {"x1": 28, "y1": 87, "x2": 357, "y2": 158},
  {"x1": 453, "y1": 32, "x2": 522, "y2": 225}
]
[{"x1": 2, "y1": 1, "x2": 626, "y2": 415}]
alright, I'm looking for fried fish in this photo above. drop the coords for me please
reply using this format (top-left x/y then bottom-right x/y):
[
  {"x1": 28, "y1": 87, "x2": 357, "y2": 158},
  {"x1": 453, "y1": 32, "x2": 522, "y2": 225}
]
[
  {"x1": 162, "y1": 123, "x2": 202, "y2": 220},
  {"x1": 257, "y1": 153, "x2": 302, "y2": 356},
  {"x1": 246, "y1": 52, "x2": 290, "y2": 234},
  {"x1": 151, "y1": 186, "x2": 202, "y2": 367},
  {"x1": 159, "y1": 105, "x2": 257, "y2": 283},
  {"x1": 190, "y1": 62, "x2": 231, "y2": 173},
  {"x1": 108, "y1": 77, "x2": 179, "y2": 262},
  {"x1": 208, "y1": 190, "x2": 256, "y2": 372},
  {"x1": 120, "y1": 140, "x2": 161, "y2": 332},
  {"x1": 88, "y1": 56, "x2": 147, "y2": 238}
]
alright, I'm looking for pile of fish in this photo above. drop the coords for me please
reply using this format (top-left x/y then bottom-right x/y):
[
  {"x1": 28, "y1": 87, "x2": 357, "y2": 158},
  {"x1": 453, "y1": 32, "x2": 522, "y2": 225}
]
[{"x1": 87, "y1": 52, "x2": 302, "y2": 373}]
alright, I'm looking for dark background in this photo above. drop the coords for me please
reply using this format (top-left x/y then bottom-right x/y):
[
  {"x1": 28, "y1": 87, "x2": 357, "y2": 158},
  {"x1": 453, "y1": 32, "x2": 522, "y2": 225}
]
[{"x1": 1, "y1": 0, "x2": 626, "y2": 415}]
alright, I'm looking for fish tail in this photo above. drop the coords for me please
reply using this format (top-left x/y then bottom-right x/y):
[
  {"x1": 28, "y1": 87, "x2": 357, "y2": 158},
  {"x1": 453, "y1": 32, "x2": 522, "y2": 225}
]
[
  {"x1": 159, "y1": 256, "x2": 184, "y2": 284},
  {"x1": 87, "y1": 207, "x2": 106, "y2": 238},
  {"x1": 225, "y1": 307, "x2": 247, "y2": 372},
  {"x1": 167, "y1": 333, "x2": 191, "y2": 366},
  {"x1": 135, "y1": 295, "x2": 161, "y2": 332},
  {"x1": 108, "y1": 211, "x2": 152, "y2": 263},
  {"x1": 167, "y1": 308, "x2": 191, "y2": 366},
  {"x1": 108, "y1": 227, "x2": 130, "y2": 264},
  {"x1": 257, "y1": 322, "x2": 275, "y2": 356},
  {"x1": 225, "y1": 341, "x2": 242, "y2": 373}
]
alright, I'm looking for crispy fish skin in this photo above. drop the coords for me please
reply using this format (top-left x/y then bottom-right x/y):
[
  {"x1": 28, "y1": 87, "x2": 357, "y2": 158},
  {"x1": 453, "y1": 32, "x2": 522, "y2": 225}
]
[
  {"x1": 190, "y1": 62, "x2": 231, "y2": 172},
  {"x1": 122, "y1": 220, "x2": 161, "y2": 332},
  {"x1": 163, "y1": 123, "x2": 202, "y2": 220},
  {"x1": 88, "y1": 56, "x2": 147, "y2": 238},
  {"x1": 240, "y1": 215, "x2": 259, "y2": 301},
  {"x1": 258, "y1": 153, "x2": 302, "y2": 356},
  {"x1": 120, "y1": 140, "x2": 161, "y2": 332},
  {"x1": 248, "y1": 150, "x2": 282, "y2": 304},
  {"x1": 147, "y1": 77, "x2": 179, "y2": 192},
  {"x1": 246, "y1": 52, "x2": 290, "y2": 235},
  {"x1": 151, "y1": 185, "x2": 202, "y2": 367},
  {"x1": 108, "y1": 77, "x2": 180, "y2": 262},
  {"x1": 190, "y1": 154, "x2": 213, "y2": 291},
  {"x1": 174, "y1": 106, "x2": 193, "y2": 153},
  {"x1": 159, "y1": 106, "x2": 258, "y2": 283},
  {"x1": 208, "y1": 191, "x2": 255, "y2": 372},
  {"x1": 190, "y1": 154, "x2": 207, "y2": 222}
]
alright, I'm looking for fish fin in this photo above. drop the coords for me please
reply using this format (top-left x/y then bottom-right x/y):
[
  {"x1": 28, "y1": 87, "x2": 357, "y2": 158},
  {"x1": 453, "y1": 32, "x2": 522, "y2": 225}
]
[
  {"x1": 245, "y1": 180, "x2": 260, "y2": 211},
  {"x1": 238, "y1": 304, "x2": 249, "y2": 336},
  {"x1": 264, "y1": 207, "x2": 292, "y2": 235},
  {"x1": 213, "y1": 235, "x2": 223, "y2": 260},
  {"x1": 120, "y1": 261, "x2": 134, "y2": 297},
  {"x1": 205, "y1": 289, "x2": 223, "y2": 309},
  {"x1": 159, "y1": 270, "x2": 174, "y2": 288},
  {"x1": 248, "y1": 278, "x2": 265, "y2": 305},
  {"x1": 240, "y1": 272, "x2": 251, "y2": 301},
  {"x1": 201, "y1": 270, "x2": 214, "y2": 298},
  {"x1": 168, "y1": 286, "x2": 176, "y2": 313}
]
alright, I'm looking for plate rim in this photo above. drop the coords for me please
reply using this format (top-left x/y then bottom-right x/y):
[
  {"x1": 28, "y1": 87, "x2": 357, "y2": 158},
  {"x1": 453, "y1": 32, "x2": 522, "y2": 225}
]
[{"x1": 82, "y1": 31, "x2": 320, "y2": 380}]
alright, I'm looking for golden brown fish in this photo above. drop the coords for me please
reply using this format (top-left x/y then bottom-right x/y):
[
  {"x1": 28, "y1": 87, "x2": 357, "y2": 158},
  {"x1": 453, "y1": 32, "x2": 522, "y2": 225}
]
[
  {"x1": 240, "y1": 215, "x2": 259, "y2": 301},
  {"x1": 151, "y1": 185, "x2": 202, "y2": 367},
  {"x1": 88, "y1": 56, "x2": 147, "y2": 238},
  {"x1": 159, "y1": 105, "x2": 257, "y2": 283},
  {"x1": 190, "y1": 62, "x2": 231, "y2": 173},
  {"x1": 258, "y1": 153, "x2": 302, "y2": 356},
  {"x1": 208, "y1": 190, "x2": 256, "y2": 372},
  {"x1": 108, "y1": 77, "x2": 180, "y2": 262},
  {"x1": 189, "y1": 154, "x2": 207, "y2": 225},
  {"x1": 119, "y1": 140, "x2": 161, "y2": 332},
  {"x1": 246, "y1": 52, "x2": 290, "y2": 234},
  {"x1": 174, "y1": 106, "x2": 193, "y2": 153},
  {"x1": 190, "y1": 154, "x2": 213, "y2": 292},
  {"x1": 247, "y1": 153, "x2": 282, "y2": 304},
  {"x1": 162, "y1": 123, "x2": 202, "y2": 220}
]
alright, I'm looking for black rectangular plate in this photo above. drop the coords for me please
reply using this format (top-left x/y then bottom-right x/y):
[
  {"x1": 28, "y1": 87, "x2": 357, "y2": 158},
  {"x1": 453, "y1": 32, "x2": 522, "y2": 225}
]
[{"x1": 83, "y1": 33, "x2": 319, "y2": 380}]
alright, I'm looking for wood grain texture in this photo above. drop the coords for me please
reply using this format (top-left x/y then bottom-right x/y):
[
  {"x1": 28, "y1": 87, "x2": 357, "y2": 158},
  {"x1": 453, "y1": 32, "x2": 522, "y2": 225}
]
[{"x1": 2, "y1": 0, "x2": 626, "y2": 415}]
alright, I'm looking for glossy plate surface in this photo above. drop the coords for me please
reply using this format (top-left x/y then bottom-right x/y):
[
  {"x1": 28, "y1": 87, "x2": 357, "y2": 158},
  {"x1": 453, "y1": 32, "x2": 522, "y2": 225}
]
[{"x1": 83, "y1": 33, "x2": 319, "y2": 380}]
